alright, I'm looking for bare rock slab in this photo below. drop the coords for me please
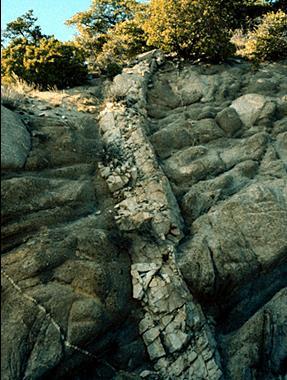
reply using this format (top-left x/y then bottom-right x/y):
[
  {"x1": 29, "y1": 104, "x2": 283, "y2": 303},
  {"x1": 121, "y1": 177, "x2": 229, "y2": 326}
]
[
  {"x1": 1, "y1": 105, "x2": 31, "y2": 170},
  {"x1": 230, "y1": 93, "x2": 276, "y2": 127}
]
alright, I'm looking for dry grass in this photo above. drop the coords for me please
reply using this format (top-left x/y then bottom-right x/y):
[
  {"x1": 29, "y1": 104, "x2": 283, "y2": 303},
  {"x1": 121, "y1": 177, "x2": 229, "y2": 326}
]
[
  {"x1": 1, "y1": 72, "x2": 107, "y2": 117},
  {"x1": 1, "y1": 74, "x2": 36, "y2": 110},
  {"x1": 1, "y1": 85, "x2": 25, "y2": 110}
]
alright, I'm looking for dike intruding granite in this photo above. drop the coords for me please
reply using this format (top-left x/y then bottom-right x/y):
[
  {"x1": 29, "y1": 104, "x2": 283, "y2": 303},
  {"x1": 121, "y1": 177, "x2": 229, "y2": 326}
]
[
  {"x1": 1, "y1": 52, "x2": 287, "y2": 380},
  {"x1": 98, "y1": 51, "x2": 223, "y2": 380}
]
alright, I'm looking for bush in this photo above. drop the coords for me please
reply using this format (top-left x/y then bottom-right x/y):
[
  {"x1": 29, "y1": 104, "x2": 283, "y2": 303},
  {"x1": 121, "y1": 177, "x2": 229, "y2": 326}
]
[
  {"x1": 104, "y1": 61, "x2": 123, "y2": 78},
  {"x1": 95, "y1": 18, "x2": 149, "y2": 71},
  {"x1": 143, "y1": 0, "x2": 237, "y2": 61},
  {"x1": 242, "y1": 10, "x2": 287, "y2": 62},
  {"x1": 2, "y1": 37, "x2": 88, "y2": 89},
  {"x1": 66, "y1": 0, "x2": 149, "y2": 71}
]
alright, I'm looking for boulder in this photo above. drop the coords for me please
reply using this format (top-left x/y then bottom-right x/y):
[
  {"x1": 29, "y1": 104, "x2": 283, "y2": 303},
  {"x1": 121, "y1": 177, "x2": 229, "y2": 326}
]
[
  {"x1": 147, "y1": 59, "x2": 287, "y2": 379},
  {"x1": 178, "y1": 180, "x2": 287, "y2": 299},
  {"x1": 219, "y1": 288, "x2": 287, "y2": 380},
  {"x1": 110, "y1": 73, "x2": 144, "y2": 100},
  {"x1": 215, "y1": 107, "x2": 242, "y2": 136},
  {"x1": 150, "y1": 119, "x2": 224, "y2": 160},
  {"x1": 1, "y1": 105, "x2": 31, "y2": 170},
  {"x1": 182, "y1": 160, "x2": 258, "y2": 222},
  {"x1": 275, "y1": 132, "x2": 287, "y2": 164},
  {"x1": 230, "y1": 94, "x2": 276, "y2": 127},
  {"x1": 1, "y1": 101, "x2": 146, "y2": 380},
  {"x1": 1, "y1": 218, "x2": 133, "y2": 380}
]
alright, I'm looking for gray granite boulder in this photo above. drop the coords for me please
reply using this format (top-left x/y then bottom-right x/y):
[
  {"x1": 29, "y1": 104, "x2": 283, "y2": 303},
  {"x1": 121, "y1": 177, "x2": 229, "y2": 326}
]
[
  {"x1": 230, "y1": 94, "x2": 276, "y2": 127},
  {"x1": 1, "y1": 105, "x2": 31, "y2": 170}
]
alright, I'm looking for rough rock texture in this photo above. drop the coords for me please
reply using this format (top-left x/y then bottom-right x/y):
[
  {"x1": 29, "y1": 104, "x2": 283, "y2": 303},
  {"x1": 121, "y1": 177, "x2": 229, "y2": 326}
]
[
  {"x1": 1, "y1": 105, "x2": 31, "y2": 171},
  {"x1": 1, "y1": 54, "x2": 287, "y2": 380},
  {"x1": 1, "y1": 90, "x2": 149, "y2": 379},
  {"x1": 98, "y1": 51, "x2": 223, "y2": 380},
  {"x1": 147, "y1": 59, "x2": 287, "y2": 379}
]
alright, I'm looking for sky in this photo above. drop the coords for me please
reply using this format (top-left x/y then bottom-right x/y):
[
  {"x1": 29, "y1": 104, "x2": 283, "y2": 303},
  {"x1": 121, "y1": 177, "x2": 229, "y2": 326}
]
[{"x1": 1, "y1": 0, "x2": 93, "y2": 41}]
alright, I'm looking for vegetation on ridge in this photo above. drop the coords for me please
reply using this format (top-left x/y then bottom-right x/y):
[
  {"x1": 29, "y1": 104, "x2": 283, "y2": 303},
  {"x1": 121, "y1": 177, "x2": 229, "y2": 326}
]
[
  {"x1": 1, "y1": 0, "x2": 286, "y2": 89},
  {"x1": 65, "y1": 0, "x2": 149, "y2": 76},
  {"x1": 1, "y1": 11, "x2": 88, "y2": 89},
  {"x1": 241, "y1": 10, "x2": 287, "y2": 62}
]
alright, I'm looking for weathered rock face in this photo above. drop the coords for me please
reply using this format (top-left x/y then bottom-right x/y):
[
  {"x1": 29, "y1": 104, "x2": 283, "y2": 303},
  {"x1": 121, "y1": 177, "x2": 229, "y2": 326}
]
[
  {"x1": 1, "y1": 54, "x2": 287, "y2": 380},
  {"x1": 98, "y1": 53, "x2": 223, "y2": 380},
  {"x1": 1, "y1": 98, "x2": 149, "y2": 379},
  {"x1": 1, "y1": 105, "x2": 31, "y2": 171},
  {"x1": 147, "y1": 59, "x2": 287, "y2": 379}
]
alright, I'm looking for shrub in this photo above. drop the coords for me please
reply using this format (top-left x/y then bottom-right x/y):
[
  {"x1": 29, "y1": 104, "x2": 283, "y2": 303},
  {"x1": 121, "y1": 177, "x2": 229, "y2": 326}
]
[
  {"x1": 2, "y1": 37, "x2": 88, "y2": 89},
  {"x1": 2, "y1": 10, "x2": 88, "y2": 89},
  {"x1": 243, "y1": 10, "x2": 287, "y2": 62},
  {"x1": 95, "y1": 18, "x2": 149, "y2": 71},
  {"x1": 66, "y1": 0, "x2": 149, "y2": 71},
  {"x1": 143, "y1": 0, "x2": 237, "y2": 61},
  {"x1": 104, "y1": 61, "x2": 123, "y2": 78}
]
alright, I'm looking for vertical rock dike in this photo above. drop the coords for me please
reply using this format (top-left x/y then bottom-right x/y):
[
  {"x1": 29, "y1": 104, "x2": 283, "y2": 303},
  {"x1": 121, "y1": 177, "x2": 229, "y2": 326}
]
[{"x1": 99, "y1": 51, "x2": 223, "y2": 379}]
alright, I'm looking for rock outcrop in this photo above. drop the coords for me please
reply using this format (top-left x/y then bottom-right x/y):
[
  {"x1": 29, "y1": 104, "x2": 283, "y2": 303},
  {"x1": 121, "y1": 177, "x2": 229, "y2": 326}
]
[
  {"x1": 1, "y1": 105, "x2": 31, "y2": 171},
  {"x1": 98, "y1": 51, "x2": 223, "y2": 380},
  {"x1": 1, "y1": 93, "x2": 148, "y2": 379},
  {"x1": 1, "y1": 54, "x2": 287, "y2": 380},
  {"x1": 147, "y1": 58, "x2": 287, "y2": 379}
]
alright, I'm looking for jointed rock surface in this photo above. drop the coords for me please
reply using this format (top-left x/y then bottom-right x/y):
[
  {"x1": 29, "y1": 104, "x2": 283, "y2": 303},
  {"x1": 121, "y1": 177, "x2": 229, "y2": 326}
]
[
  {"x1": 1, "y1": 52, "x2": 287, "y2": 379},
  {"x1": 99, "y1": 52, "x2": 223, "y2": 379}
]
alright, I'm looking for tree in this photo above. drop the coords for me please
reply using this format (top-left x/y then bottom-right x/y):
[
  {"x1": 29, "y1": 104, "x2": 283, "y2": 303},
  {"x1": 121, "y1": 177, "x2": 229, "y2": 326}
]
[
  {"x1": 144, "y1": 0, "x2": 238, "y2": 61},
  {"x1": 95, "y1": 12, "x2": 149, "y2": 70},
  {"x1": 66, "y1": 0, "x2": 141, "y2": 34},
  {"x1": 2, "y1": 11, "x2": 88, "y2": 89},
  {"x1": 66, "y1": 0, "x2": 148, "y2": 70},
  {"x1": 2, "y1": 10, "x2": 47, "y2": 45}
]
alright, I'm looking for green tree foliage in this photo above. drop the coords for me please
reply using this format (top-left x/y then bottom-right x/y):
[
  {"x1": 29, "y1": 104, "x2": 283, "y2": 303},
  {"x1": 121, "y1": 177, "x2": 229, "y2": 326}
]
[
  {"x1": 68, "y1": 0, "x2": 286, "y2": 66},
  {"x1": 2, "y1": 10, "x2": 46, "y2": 45},
  {"x1": 66, "y1": 0, "x2": 140, "y2": 35},
  {"x1": 66, "y1": 0, "x2": 149, "y2": 71},
  {"x1": 2, "y1": 11, "x2": 88, "y2": 89},
  {"x1": 2, "y1": 38, "x2": 88, "y2": 89},
  {"x1": 242, "y1": 10, "x2": 287, "y2": 61},
  {"x1": 95, "y1": 17, "x2": 148, "y2": 70},
  {"x1": 144, "y1": 0, "x2": 240, "y2": 61}
]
